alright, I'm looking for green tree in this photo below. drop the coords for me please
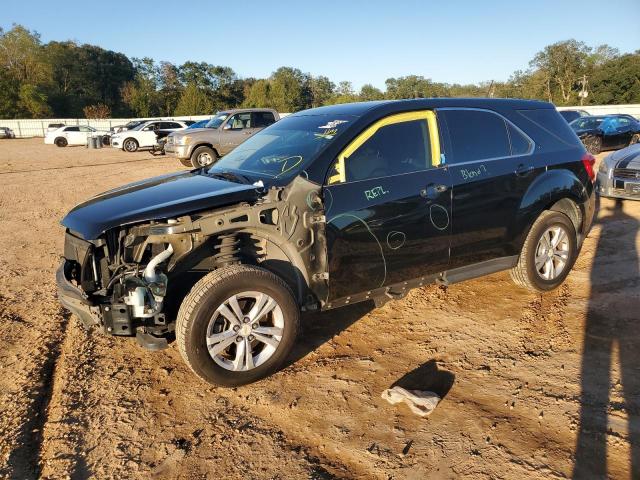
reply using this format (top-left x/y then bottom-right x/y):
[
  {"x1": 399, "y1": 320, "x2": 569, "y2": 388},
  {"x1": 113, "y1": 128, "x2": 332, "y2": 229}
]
[
  {"x1": 268, "y1": 67, "x2": 312, "y2": 112},
  {"x1": 530, "y1": 39, "x2": 591, "y2": 104},
  {"x1": 589, "y1": 53, "x2": 640, "y2": 104},
  {"x1": 18, "y1": 83, "x2": 51, "y2": 117},
  {"x1": 174, "y1": 82, "x2": 213, "y2": 115},
  {"x1": 310, "y1": 75, "x2": 335, "y2": 106},
  {"x1": 243, "y1": 79, "x2": 272, "y2": 108},
  {"x1": 359, "y1": 84, "x2": 384, "y2": 101}
]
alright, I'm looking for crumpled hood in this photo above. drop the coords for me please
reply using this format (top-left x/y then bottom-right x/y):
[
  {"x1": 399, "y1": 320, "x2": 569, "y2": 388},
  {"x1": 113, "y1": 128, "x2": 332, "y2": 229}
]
[{"x1": 61, "y1": 170, "x2": 259, "y2": 239}]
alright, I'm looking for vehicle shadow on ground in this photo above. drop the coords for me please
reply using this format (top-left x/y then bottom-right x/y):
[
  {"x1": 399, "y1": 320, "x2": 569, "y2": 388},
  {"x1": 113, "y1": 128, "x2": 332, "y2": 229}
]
[
  {"x1": 573, "y1": 198, "x2": 640, "y2": 479},
  {"x1": 283, "y1": 301, "x2": 375, "y2": 368}
]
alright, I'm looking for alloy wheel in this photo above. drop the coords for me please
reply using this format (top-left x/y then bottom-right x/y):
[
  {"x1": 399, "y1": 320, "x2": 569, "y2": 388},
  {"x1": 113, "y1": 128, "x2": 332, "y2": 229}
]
[
  {"x1": 206, "y1": 291, "x2": 284, "y2": 371},
  {"x1": 534, "y1": 225, "x2": 570, "y2": 280}
]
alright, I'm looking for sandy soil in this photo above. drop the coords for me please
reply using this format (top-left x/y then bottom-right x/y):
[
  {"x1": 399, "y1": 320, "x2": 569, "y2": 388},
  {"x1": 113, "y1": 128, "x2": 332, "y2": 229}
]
[{"x1": 0, "y1": 138, "x2": 638, "y2": 479}]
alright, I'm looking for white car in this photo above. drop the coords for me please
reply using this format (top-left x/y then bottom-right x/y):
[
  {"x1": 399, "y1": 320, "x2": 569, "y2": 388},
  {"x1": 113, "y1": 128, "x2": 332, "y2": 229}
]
[
  {"x1": 44, "y1": 125, "x2": 110, "y2": 147},
  {"x1": 110, "y1": 120, "x2": 189, "y2": 152}
]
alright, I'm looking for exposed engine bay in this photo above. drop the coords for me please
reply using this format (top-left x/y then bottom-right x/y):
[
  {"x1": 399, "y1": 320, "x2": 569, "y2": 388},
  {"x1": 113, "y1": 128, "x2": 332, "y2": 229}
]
[{"x1": 58, "y1": 176, "x2": 328, "y2": 349}]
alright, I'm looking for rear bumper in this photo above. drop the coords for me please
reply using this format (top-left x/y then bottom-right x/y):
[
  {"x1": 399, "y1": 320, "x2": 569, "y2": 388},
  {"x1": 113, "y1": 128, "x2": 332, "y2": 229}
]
[{"x1": 56, "y1": 261, "x2": 100, "y2": 328}]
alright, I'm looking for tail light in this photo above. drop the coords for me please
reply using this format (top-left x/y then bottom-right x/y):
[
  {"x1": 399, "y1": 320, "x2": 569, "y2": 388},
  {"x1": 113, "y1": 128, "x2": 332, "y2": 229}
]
[{"x1": 582, "y1": 152, "x2": 596, "y2": 183}]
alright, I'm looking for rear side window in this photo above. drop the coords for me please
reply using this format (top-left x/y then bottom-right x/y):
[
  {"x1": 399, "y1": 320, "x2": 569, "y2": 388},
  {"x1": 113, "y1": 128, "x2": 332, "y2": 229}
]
[
  {"x1": 507, "y1": 123, "x2": 532, "y2": 156},
  {"x1": 253, "y1": 112, "x2": 276, "y2": 128},
  {"x1": 64, "y1": 126, "x2": 80, "y2": 132},
  {"x1": 517, "y1": 109, "x2": 579, "y2": 147},
  {"x1": 441, "y1": 110, "x2": 511, "y2": 163}
]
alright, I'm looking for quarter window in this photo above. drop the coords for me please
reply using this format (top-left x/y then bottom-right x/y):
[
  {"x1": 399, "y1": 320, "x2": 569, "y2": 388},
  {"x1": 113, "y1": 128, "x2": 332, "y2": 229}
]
[
  {"x1": 441, "y1": 110, "x2": 511, "y2": 163},
  {"x1": 507, "y1": 123, "x2": 532, "y2": 156}
]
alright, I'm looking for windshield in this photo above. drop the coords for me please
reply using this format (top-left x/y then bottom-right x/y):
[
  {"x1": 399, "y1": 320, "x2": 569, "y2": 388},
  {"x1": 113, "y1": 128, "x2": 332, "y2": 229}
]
[
  {"x1": 208, "y1": 114, "x2": 353, "y2": 180},
  {"x1": 205, "y1": 113, "x2": 229, "y2": 129},
  {"x1": 570, "y1": 117, "x2": 605, "y2": 130}
]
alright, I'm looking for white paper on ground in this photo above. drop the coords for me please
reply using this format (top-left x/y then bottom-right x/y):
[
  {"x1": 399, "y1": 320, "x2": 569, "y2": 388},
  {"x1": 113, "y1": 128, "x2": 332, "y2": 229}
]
[{"x1": 381, "y1": 386, "x2": 441, "y2": 417}]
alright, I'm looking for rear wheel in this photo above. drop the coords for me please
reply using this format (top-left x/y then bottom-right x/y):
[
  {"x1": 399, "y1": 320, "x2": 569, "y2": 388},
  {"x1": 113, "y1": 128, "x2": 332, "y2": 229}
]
[
  {"x1": 176, "y1": 265, "x2": 299, "y2": 386},
  {"x1": 584, "y1": 135, "x2": 602, "y2": 155},
  {"x1": 55, "y1": 137, "x2": 67, "y2": 147},
  {"x1": 510, "y1": 210, "x2": 577, "y2": 292},
  {"x1": 123, "y1": 138, "x2": 138, "y2": 152},
  {"x1": 190, "y1": 146, "x2": 218, "y2": 168}
]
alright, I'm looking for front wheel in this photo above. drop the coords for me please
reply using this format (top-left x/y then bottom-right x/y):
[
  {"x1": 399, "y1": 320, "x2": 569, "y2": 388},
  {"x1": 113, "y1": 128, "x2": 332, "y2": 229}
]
[
  {"x1": 510, "y1": 210, "x2": 577, "y2": 292},
  {"x1": 176, "y1": 265, "x2": 300, "y2": 386},
  {"x1": 190, "y1": 146, "x2": 218, "y2": 168},
  {"x1": 123, "y1": 138, "x2": 138, "y2": 152}
]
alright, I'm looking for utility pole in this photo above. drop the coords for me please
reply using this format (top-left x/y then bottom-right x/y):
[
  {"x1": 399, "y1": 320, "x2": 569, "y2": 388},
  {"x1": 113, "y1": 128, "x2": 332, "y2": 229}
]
[{"x1": 578, "y1": 74, "x2": 588, "y2": 106}]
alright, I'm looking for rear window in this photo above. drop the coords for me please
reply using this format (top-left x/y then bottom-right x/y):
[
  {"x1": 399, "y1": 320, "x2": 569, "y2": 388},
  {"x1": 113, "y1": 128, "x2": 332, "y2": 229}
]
[
  {"x1": 253, "y1": 112, "x2": 276, "y2": 128},
  {"x1": 441, "y1": 110, "x2": 511, "y2": 163},
  {"x1": 518, "y1": 109, "x2": 580, "y2": 147}
]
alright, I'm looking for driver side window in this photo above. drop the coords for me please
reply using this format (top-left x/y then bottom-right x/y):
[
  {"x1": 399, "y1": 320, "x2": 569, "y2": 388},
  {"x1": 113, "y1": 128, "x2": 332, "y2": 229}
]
[
  {"x1": 228, "y1": 113, "x2": 252, "y2": 130},
  {"x1": 328, "y1": 111, "x2": 439, "y2": 184}
]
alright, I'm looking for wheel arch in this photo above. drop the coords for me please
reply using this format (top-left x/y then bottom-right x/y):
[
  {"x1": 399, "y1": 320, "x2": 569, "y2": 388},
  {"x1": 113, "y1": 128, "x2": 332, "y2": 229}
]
[
  {"x1": 512, "y1": 168, "x2": 589, "y2": 252},
  {"x1": 191, "y1": 143, "x2": 219, "y2": 158}
]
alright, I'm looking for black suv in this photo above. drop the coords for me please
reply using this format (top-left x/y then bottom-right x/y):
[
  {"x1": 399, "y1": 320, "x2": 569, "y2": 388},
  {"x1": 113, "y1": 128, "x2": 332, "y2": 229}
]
[{"x1": 57, "y1": 99, "x2": 596, "y2": 386}]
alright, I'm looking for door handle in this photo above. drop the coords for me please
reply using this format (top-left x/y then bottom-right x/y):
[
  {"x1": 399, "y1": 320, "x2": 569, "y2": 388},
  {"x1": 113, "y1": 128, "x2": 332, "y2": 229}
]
[
  {"x1": 420, "y1": 183, "x2": 448, "y2": 199},
  {"x1": 515, "y1": 164, "x2": 534, "y2": 177}
]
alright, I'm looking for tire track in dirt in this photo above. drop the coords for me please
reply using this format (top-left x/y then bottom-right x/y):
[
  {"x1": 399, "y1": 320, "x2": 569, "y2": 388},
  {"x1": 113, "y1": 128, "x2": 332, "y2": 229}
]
[{"x1": 0, "y1": 294, "x2": 70, "y2": 479}]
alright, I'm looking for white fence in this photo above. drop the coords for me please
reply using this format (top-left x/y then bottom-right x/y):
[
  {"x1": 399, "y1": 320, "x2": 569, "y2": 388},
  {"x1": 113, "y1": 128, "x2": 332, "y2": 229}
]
[
  {"x1": 555, "y1": 104, "x2": 640, "y2": 117},
  {"x1": 1, "y1": 105, "x2": 638, "y2": 138}
]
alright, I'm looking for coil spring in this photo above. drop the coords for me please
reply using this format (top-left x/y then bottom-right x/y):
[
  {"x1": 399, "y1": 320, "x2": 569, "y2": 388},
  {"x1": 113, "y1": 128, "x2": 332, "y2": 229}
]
[{"x1": 212, "y1": 234, "x2": 241, "y2": 265}]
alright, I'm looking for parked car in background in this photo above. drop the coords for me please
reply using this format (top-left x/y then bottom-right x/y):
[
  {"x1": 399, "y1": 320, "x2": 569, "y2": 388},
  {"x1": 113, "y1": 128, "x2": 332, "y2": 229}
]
[
  {"x1": 57, "y1": 98, "x2": 595, "y2": 386},
  {"x1": 596, "y1": 143, "x2": 640, "y2": 201},
  {"x1": 0, "y1": 127, "x2": 16, "y2": 139},
  {"x1": 110, "y1": 120, "x2": 189, "y2": 152},
  {"x1": 570, "y1": 115, "x2": 640, "y2": 154},
  {"x1": 166, "y1": 109, "x2": 280, "y2": 167},
  {"x1": 47, "y1": 123, "x2": 66, "y2": 132},
  {"x1": 111, "y1": 120, "x2": 156, "y2": 134},
  {"x1": 186, "y1": 119, "x2": 211, "y2": 129},
  {"x1": 559, "y1": 109, "x2": 590, "y2": 124},
  {"x1": 45, "y1": 125, "x2": 110, "y2": 147}
]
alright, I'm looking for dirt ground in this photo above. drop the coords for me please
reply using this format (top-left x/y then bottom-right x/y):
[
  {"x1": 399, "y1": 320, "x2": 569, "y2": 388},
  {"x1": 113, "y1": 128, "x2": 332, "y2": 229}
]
[{"x1": 0, "y1": 138, "x2": 638, "y2": 479}]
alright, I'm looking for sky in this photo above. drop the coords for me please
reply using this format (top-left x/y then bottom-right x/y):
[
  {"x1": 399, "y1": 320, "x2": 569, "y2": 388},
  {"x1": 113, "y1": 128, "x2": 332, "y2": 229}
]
[{"x1": 2, "y1": 0, "x2": 639, "y2": 90}]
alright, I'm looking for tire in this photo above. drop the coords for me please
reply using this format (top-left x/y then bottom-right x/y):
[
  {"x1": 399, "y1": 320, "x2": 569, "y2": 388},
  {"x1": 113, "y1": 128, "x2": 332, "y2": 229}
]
[
  {"x1": 176, "y1": 265, "x2": 300, "y2": 386},
  {"x1": 123, "y1": 138, "x2": 138, "y2": 152},
  {"x1": 190, "y1": 146, "x2": 218, "y2": 168},
  {"x1": 179, "y1": 158, "x2": 193, "y2": 167},
  {"x1": 510, "y1": 210, "x2": 577, "y2": 293},
  {"x1": 55, "y1": 137, "x2": 68, "y2": 147},
  {"x1": 101, "y1": 135, "x2": 111, "y2": 146},
  {"x1": 584, "y1": 135, "x2": 601, "y2": 155},
  {"x1": 630, "y1": 133, "x2": 640, "y2": 146}
]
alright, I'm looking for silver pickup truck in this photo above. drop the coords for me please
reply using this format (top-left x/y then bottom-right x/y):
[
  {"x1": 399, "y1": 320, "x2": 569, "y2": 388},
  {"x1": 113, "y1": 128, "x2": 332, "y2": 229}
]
[{"x1": 166, "y1": 108, "x2": 280, "y2": 167}]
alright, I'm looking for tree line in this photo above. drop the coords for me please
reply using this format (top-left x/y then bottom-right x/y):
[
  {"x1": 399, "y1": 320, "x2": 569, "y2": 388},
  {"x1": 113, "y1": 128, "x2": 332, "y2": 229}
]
[{"x1": 1, "y1": 24, "x2": 639, "y2": 119}]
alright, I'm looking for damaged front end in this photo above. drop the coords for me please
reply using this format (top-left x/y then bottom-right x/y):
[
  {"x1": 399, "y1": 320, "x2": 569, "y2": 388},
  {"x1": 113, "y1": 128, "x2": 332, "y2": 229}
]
[{"x1": 56, "y1": 175, "x2": 329, "y2": 350}]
